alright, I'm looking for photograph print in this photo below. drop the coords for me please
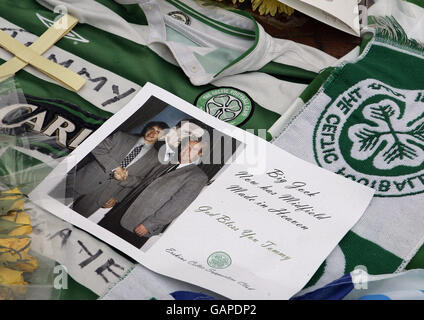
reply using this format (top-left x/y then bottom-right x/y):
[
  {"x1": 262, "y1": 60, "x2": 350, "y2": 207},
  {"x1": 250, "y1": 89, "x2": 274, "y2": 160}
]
[{"x1": 50, "y1": 94, "x2": 243, "y2": 251}]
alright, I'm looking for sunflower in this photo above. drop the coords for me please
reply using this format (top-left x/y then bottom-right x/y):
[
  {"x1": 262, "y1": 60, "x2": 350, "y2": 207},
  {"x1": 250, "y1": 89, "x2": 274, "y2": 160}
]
[{"x1": 228, "y1": 0, "x2": 294, "y2": 16}]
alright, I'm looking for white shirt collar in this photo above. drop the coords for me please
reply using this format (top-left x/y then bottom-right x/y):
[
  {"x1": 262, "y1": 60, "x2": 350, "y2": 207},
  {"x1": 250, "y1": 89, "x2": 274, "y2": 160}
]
[
  {"x1": 137, "y1": 137, "x2": 155, "y2": 149},
  {"x1": 177, "y1": 157, "x2": 201, "y2": 170},
  {"x1": 163, "y1": 139, "x2": 176, "y2": 162}
]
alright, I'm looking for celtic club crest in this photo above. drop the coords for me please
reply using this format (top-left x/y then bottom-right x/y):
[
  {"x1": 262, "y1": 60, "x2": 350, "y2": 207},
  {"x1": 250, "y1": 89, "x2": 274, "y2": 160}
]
[
  {"x1": 195, "y1": 87, "x2": 254, "y2": 126},
  {"x1": 207, "y1": 251, "x2": 232, "y2": 269},
  {"x1": 313, "y1": 79, "x2": 424, "y2": 197}
]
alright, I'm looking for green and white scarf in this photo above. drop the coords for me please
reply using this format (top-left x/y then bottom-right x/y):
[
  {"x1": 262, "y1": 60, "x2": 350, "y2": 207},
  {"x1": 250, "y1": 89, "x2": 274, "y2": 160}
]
[{"x1": 273, "y1": 0, "x2": 424, "y2": 293}]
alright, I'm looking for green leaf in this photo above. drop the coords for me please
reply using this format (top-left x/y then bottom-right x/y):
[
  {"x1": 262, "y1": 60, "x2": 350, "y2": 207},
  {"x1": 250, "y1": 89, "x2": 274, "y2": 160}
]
[{"x1": 0, "y1": 199, "x2": 19, "y2": 217}]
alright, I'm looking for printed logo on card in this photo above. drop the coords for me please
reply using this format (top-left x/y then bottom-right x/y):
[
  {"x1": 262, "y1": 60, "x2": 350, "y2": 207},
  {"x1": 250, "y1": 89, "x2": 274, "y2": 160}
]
[
  {"x1": 313, "y1": 79, "x2": 424, "y2": 197},
  {"x1": 207, "y1": 252, "x2": 232, "y2": 269},
  {"x1": 195, "y1": 87, "x2": 254, "y2": 126}
]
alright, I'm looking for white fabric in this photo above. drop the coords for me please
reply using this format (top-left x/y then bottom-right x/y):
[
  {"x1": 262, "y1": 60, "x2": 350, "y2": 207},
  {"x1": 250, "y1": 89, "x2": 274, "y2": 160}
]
[
  {"x1": 29, "y1": 204, "x2": 134, "y2": 296},
  {"x1": 100, "y1": 264, "x2": 225, "y2": 300},
  {"x1": 368, "y1": 0, "x2": 424, "y2": 43},
  {"x1": 345, "y1": 269, "x2": 424, "y2": 300}
]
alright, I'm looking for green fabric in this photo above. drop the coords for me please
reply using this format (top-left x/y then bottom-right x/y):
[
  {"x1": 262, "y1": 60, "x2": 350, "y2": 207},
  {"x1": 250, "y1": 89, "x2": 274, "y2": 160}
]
[
  {"x1": 0, "y1": 148, "x2": 53, "y2": 195},
  {"x1": 94, "y1": 0, "x2": 148, "y2": 25},
  {"x1": 0, "y1": 0, "x2": 280, "y2": 133},
  {"x1": 305, "y1": 231, "x2": 403, "y2": 288},
  {"x1": 277, "y1": 15, "x2": 424, "y2": 291},
  {"x1": 259, "y1": 62, "x2": 319, "y2": 85},
  {"x1": 299, "y1": 67, "x2": 334, "y2": 102},
  {"x1": 55, "y1": 274, "x2": 99, "y2": 300},
  {"x1": 339, "y1": 232, "x2": 403, "y2": 275},
  {"x1": 406, "y1": 0, "x2": 424, "y2": 8},
  {"x1": 406, "y1": 245, "x2": 424, "y2": 270}
]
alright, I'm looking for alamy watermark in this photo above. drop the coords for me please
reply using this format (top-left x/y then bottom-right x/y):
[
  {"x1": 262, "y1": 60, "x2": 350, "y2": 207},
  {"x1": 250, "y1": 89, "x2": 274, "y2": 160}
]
[{"x1": 53, "y1": 264, "x2": 68, "y2": 290}]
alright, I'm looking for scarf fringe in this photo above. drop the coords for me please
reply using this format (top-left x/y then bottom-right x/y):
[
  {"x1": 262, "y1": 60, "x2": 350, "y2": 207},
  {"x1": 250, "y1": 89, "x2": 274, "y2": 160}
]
[{"x1": 368, "y1": 16, "x2": 424, "y2": 56}]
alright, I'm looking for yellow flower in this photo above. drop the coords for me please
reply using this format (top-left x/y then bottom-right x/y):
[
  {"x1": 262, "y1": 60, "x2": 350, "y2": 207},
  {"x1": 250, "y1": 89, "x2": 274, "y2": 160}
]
[
  {"x1": 0, "y1": 188, "x2": 38, "y2": 299},
  {"x1": 0, "y1": 212, "x2": 32, "y2": 236},
  {"x1": 0, "y1": 237, "x2": 31, "y2": 252},
  {"x1": 11, "y1": 253, "x2": 38, "y2": 273},
  {"x1": 0, "y1": 237, "x2": 31, "y2": 264},
  {"x1": 0, "y1": 267, "x2": 26, "y2": 285},
  {"x1": 0, "y1": 187, "x2": 25, "y2": 216},
  {"x1": 0, "y1": 236, "x2": 37, "y2": 273},
  {"x1": 0, "y1": 267, "x2": 28, "y2": 300},
  {"x1": 218, "y1": 0, "x2": 295, "y2": 16},
  {"x1": 251, "y1": 0, "x2": 294, "y2": 16}
]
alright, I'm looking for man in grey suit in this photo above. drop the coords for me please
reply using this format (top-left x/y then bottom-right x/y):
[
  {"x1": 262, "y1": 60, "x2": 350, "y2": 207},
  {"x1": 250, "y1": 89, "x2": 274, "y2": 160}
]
[
  {"x1": 72, "y1": 121, "x2": 169, "y2": 217},
  {"x1": 119, "y1": 138, "x2": 209, "y2": 238},
  {"x1": 160, "y1": 119, "x2": 205, "y2": 163}
]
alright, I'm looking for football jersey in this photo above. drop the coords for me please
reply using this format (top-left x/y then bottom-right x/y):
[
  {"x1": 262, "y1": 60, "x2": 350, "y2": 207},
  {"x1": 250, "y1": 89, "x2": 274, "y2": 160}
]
[{"x1": 0, "y1": 0, "x2": 336, "y2": 161}]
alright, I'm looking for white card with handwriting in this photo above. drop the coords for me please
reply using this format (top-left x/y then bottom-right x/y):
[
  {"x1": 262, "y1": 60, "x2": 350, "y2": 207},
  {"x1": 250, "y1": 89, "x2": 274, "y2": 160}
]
[
  {"x1": 278, "y1": 0, "x2": 361, "y2": 36},
  {"x1": 142, "y1": 135, "x2": 374, "y2": 299},
  {"x1": 30, "y1": 83, "x2": 374, "y2": 299}
]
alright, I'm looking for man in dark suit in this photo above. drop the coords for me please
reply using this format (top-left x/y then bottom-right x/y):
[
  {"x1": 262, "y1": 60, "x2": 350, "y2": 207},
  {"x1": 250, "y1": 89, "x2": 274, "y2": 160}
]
[
  {"x1": 121, "y1": 138, "x2": 209, "y2": 238},
  {"x1": 72, "y1": 121, "x2": 169, "y2": 217}
]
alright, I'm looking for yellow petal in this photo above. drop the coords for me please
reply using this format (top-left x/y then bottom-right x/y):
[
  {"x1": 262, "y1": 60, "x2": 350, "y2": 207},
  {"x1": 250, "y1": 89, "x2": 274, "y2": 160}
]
[
  {"x1": 252, "y1": 0, "x2": 294, "y2": 16},
  {"x1": 0, "y1": 267, "x2": 26, "y2": 285},
  {"x1": 0, "y1": 237, "x2": 31, "y2": 262},
  {"x1": 258, "y1": 3, "x2": 267, "y2": 15},
  {"x1": 8, "y1": 225, "x2": 32, "y2": 236},
  {"x1": 1, "y1": 211, "x2": 31, "y2": 225},
  {"x1": 12, "y1": 253, "x2": 38, "y2": 273},
  {"x1": 1, "y1": 212, "x2": 32, "y2": 236},
  {"x1": 1, "y1": 188, "x2": 21, "y2": 196},
  {"x1": 0, "y1": 188, "x2": 25, "y2": 215},
  {"x1": 251, "y1": 0, "x2": 262, "y2": 11}
]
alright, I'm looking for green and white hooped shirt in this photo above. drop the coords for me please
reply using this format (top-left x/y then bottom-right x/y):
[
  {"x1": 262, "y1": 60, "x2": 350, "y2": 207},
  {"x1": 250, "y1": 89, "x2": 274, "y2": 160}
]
[{"x1": 0, "y1": 0, "x2": 335, "y2": 163}]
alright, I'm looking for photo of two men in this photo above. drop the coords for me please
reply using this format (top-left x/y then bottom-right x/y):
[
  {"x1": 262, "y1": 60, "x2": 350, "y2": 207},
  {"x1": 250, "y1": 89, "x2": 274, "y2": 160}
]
[{"x1": 61, "y1": 96, "x2": 240, "y2": 249}]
